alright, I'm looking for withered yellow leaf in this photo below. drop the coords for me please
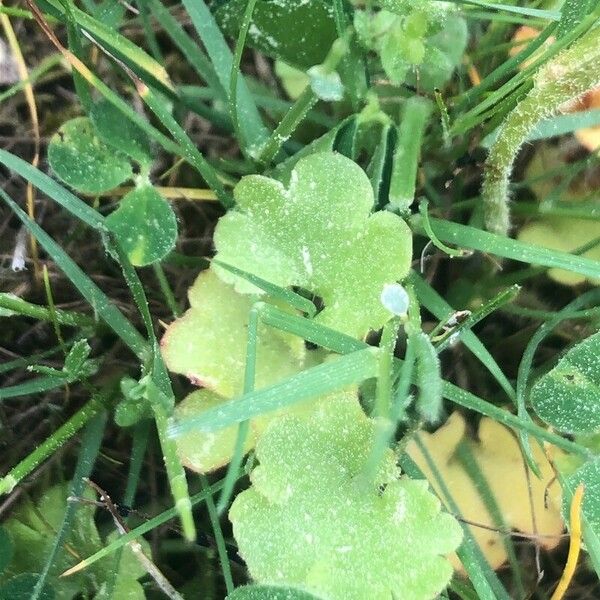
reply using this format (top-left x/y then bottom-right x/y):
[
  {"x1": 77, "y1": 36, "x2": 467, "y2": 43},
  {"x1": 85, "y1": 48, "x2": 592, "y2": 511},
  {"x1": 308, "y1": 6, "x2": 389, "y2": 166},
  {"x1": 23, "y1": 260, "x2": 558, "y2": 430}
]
[{"x1": 406, "y1": 412, "x2": 564, "y2": 571}]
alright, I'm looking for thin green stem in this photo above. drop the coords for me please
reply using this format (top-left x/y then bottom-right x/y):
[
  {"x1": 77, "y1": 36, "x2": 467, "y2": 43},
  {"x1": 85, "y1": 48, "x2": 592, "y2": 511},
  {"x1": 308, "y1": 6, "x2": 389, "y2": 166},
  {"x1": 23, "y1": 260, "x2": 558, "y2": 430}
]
[
  {"x1": 0, "y1": 292, "x2": 95, "y2": 328},
  {"x1": 58, "y1": 474, "x2": 237, "y2": 575},
  {"x1": 400, "y1": 447, "x2": 510, "y2": 600},
  {"x1": 217, "y1": 303, "x2": 260, "y2": 513},
  {"x1": 201, "y1": 475, "x2": 235, "y2": 594},
  {"x1": 0, "y1": 53, "x2": 61, "y2": 104},
  {"x1": 31, "y1": 411, "x2": 107, "y2": 600},
  {"x1": 373, "y1": 318, "x2": 401, "y2": 420},
  {"x1": 258, "y1": 86, "x2": 317, "y2": 165},
  {"x1": 0, "y1": 387, "x2": 111, "y2": 495},
  {"x1": 482, "y1": 24, "x2": 600, "y2": 234},
  {"x1": 456, "y1": 441, "x2": 526, "y2": 598},
  {"x1": 153, "y1": 263, "x2": 181, "y2": 318},
  {"x1": 230, "y1": 0, "x2": 259, "y2": 157},
  {"x1": 389, "y1": 97, "x2": 432, "y2": 212},
  {"x1": 257, "y1": 36, "x2": 348, "y2": 166}
]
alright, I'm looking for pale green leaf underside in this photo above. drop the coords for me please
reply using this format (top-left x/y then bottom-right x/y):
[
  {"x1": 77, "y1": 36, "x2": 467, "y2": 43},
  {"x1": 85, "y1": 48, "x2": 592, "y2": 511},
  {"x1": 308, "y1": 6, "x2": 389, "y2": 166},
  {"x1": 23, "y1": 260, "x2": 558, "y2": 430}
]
[
  {"x1": 531, "y1": 331, "x2": 600, "y2": 434},
  {"x1": 160, "y1": 270, "x2": 306, "y2": 397},
  {"x1": 48, "y1": 117, "x2": 132, "y2": 195},
  {"x1": 227, "y1": 584, "x2": 325, "y2": 600},
  {"x1": 214, "y1": 152, "x2": 412, "y2": 338},
  {"x1": 174, "y1": 388, "x2": 323, "y2": 474},
  {"x1": 230, "y1": 392, "x2": 462, "y2": 600}
]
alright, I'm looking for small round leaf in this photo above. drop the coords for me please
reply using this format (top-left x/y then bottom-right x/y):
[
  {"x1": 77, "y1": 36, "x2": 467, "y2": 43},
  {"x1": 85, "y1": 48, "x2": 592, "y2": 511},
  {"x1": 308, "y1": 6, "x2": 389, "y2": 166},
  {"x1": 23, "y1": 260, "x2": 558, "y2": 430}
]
[
  {"x1": 105, "y1": 185, "x2": 177, "y2": 266},
  {"x1": 48, "y1": 117, "x2": 132, "y2": 194},
  {"x1": 531, "y1": 331, "x2": 600, "y2": 434}
]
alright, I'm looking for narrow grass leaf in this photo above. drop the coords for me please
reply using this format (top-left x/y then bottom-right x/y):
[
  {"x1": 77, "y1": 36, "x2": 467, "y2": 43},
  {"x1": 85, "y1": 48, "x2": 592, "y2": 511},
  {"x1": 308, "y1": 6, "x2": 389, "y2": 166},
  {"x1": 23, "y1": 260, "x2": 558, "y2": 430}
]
[
  {"x1": 448, "y1": 0, "x2": 559, "y2": 20},
  {"x1": 144, "y1": 0, "x2": 224, "y2": 99},
  {"x1": 37, "y1": 0, "x2": 173, "y2": 92},
  {"x1": 418, "y1": 218, "x2": 600, "y2": 281},
  {"x1": 0, "y1": 149, "x2": 105, "y2": 230},
  {"x1": 212, "y1": 261, "x2": 317, "y2": 316},
  {"x1": 60, "y1": 476, "x2": 233, "y2": 575},
  {"x1": 0, "y1": 189, "x2": 147, "y2": 356},
  {"x1": 399, "y1": 453, "x2": 507, "y2": 600},
  {"x1": 0, "y1": 293, "x2": 93, "y2": 327},
  {"x1": 1, "y1": 376, "x2": 70, "y2": 401},
  {"x1": 410, "y1": 272, "x2": 516, "y2": 401},
  {"x1": 168, "y1": 348, "x2": 379, "y2": 437},
  {"x1": 456, "y1": 442, "x2": 525, "y2": 597},
  {"x1": 0, "y1": 389, "x2": 109, "y2": 495},
  {"x1": 180, "y1": 0, "x2": 268, "y2": 154},
  {"x1": 228, "y1": 302, "x2": 588, "y2": 457},
  {"x1": 31, "y1": 412, "x2": 107, "y2": 600}
]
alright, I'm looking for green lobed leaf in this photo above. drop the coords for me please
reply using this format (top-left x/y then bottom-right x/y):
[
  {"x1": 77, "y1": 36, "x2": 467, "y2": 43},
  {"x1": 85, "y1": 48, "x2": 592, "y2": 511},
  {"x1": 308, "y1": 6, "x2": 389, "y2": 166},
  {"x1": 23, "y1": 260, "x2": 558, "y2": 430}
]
[
  {"x1": 89, "y1": 100, "x2": 153, "y2": 169},
  {"x1": 531, "y1": 330, "x2": 600, "y2": 434},
  {"x1": 160, "y1": 269, "x2": 306, "y2": 397},
  {"x1": 227, "y1": 585, "x2": 326, "y2": 600},
  {"x1": 213, "y1": 152, "x2": 413, "y2": 338},
  {"x1": 355, "y1": 3, "x2": 466, "y2": 91},
  {"x1": 105, "y1": 185, "x2": 178, "y2": 267},
  {"x1": 230, "y1": 391, "x2": 462, "y2": 600},
  {"x1": 406, "y1": 15, "x2": 468, "y2": 91},
  {"x1": 47, "y1": 118, "x2": 132, "y2": 195}
]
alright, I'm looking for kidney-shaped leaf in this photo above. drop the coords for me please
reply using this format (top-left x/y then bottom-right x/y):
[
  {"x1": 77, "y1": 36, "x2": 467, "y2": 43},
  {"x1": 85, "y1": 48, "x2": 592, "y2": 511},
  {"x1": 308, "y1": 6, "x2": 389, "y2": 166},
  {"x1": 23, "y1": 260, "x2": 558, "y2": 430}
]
[
  {"x1": 531, "y1": 331, "x2": 600, "y2": 434},
  {"x1": 229, "y1": 392, "x2": 462, "y2": 600},
  {"x1": 105, "y1": 185, "x2": 177, "y2": 266},
  {"x1": 213, "y1": 152, "x2": 412, "y2": 338},
  {"x1": 48, "y1": 117, "x2": 132, "y2": 194}
]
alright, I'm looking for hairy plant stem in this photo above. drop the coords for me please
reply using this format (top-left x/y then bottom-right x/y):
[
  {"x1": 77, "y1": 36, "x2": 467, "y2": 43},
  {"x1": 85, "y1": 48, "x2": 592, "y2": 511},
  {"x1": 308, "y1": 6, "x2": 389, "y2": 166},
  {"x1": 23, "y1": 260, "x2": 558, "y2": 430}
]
[{"x1": 482, "y1": 25, "x2": 600, "y2": 236}]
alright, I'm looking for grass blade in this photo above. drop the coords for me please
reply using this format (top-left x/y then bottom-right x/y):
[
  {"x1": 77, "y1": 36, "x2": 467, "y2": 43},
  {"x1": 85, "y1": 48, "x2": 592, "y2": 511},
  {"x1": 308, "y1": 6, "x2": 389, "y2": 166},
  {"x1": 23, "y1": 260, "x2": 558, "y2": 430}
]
[
  {"x1": 31, "y1": 412, "x2": 107, "y2": 600},
  {"x1": 180, "y1": 0, "x2": 268, "y2": 155},
  {"x1": 61, "y1": 475, "x2": 234, "y2": 576},
  {"x1": 416, "y1": 217, "x2": 600, "y2": 281},
  {"x1": 168, "y1": 347, "x2": 379, "y2": 437},
  {"x1": 0, "y1": 388, "x2": 109, "y2": 495},
  {"x1": 0, "y1": 188, "x2": 147, "y2": 357},
  {"x1": 399, "y1": 452, "x2": 508, "y2": 600},
  {"x1": 0, "y1": 149, "x2": 105, "y2": 230},
  {"x1": 410, "y1": 272, "x2": 516, "y2": 401}
]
